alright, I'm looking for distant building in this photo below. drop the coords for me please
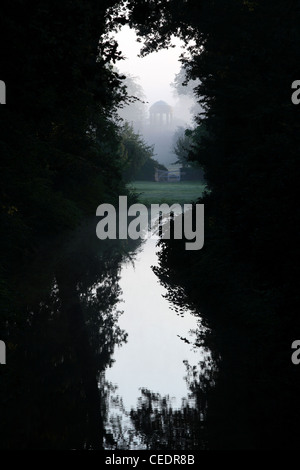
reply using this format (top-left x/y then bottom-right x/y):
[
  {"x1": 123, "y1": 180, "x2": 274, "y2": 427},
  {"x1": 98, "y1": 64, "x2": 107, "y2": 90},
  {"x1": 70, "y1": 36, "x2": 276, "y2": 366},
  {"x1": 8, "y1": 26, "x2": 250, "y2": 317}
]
[
  {"x1": 150, "y1": 100, "x2": 173, "y2": 127},
  {"x1": 155, "y1": 168, "x2": 181, "y2": 182}
]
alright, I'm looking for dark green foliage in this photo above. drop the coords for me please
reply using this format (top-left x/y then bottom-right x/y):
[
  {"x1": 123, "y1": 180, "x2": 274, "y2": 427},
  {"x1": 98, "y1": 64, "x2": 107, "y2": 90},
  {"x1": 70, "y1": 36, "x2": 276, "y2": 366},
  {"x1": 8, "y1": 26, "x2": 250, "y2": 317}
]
[
  {"x1": 1, "y1": 0, "x2": 129, "y2": 234},
  {"x1": 0, "y1": 1, "x2": 132, "y2": 318},
  {"x1": 0, "y1": 219, "x2": 139, "y2": 449},
  {"x1": 172, "y1": 127, "x2": 192, "y2": 167},
  {"x1": 127, "y1": 0, "x2": 300, "y2": 351},
  {"x1": 127, "y1": 0, "x2": 300, "y2": 448},
  {"x1": 2, "y1": 0, "x2": 300, "y2": 450},
  {"x1": 119, "y1": 122, "x2": 157, "y2": 181},
  {"x1": 172, "y1": 125, "x2": 207, "y2": 176},
  {"x1": 135, "y1": 158, "x2": 167, "y2": 181}
]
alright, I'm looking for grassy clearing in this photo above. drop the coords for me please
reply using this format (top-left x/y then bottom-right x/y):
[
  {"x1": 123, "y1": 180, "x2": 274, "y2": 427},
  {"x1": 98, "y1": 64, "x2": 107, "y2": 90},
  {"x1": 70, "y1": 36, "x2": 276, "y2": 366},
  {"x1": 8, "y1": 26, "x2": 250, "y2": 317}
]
[{"x1": 129, "y1": 181, "x2": 207, "y2": 205}]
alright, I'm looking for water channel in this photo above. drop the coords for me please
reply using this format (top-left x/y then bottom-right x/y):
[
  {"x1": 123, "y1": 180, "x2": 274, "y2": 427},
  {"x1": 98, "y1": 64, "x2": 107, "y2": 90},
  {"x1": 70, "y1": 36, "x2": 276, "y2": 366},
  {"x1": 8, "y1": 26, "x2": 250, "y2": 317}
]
[
  {"x1": 0, "y1": 216, "x2": 213, "y2": 450},
  {"x1": 104, "y1": 236, "x2": 210, "y2": 449}
]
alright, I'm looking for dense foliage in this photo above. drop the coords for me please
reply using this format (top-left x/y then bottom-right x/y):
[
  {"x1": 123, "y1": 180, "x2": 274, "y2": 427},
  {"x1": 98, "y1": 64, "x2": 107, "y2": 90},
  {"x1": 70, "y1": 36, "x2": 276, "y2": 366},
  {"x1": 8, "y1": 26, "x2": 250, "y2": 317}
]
[
  {"x1": 125, "y1": 0, "x2": 300, "y2": 448},
  {"x1": 127, "y1": 0, "x2": 300, "y2": 349},
  {"x1": 2, "y1": 0, "x2": 300, "y2": 450},
  {"x1": 119, "y1": 122, "x2": 160, "y2": 181},
  {"x1": 0, "y1": 1, "x2": 159, "y2": 322}
]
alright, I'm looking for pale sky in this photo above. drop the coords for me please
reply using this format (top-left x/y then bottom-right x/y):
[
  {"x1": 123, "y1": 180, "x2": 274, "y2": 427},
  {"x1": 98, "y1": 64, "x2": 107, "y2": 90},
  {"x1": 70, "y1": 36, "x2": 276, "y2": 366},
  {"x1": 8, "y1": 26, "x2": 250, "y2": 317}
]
[{"x1": 114, "y1": 25, "x2": 185, "y2": 107}]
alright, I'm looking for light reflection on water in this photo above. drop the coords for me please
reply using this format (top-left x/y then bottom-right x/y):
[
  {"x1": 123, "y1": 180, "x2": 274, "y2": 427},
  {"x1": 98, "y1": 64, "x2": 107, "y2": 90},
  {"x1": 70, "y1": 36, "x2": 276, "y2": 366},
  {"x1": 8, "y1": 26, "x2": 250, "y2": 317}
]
[{"x1": 104, "y1": 237, "x2": 211, "y2": 449}]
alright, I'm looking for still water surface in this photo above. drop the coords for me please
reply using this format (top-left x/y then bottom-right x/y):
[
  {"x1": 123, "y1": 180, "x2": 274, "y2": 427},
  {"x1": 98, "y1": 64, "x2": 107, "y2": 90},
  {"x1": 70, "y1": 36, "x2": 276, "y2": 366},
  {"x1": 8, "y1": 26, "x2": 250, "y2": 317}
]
[
  {"x1": 0, "y1": 219, "x2": 212, "y2": 449},
  {"x1": 104, "y1": 237, "x2": 211, "y2": 449}
]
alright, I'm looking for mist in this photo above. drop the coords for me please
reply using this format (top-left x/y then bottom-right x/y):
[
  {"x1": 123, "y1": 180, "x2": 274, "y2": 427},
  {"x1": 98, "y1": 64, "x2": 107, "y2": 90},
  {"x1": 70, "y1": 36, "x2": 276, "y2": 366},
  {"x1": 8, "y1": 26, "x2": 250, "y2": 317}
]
[{"x1": 115, "y1": 26, "x2": 200, "y2": 167}]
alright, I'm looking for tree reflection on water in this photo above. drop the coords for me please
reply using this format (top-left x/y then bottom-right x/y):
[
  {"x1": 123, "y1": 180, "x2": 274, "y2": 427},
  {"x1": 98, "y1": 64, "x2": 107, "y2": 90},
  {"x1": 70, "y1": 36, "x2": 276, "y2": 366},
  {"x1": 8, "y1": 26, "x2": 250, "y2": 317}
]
[
  {"x1": 0, "y1": 219, "x2": 216, "y2": 450},
  {"x1": 0, "y1": 219, "x2": 139, "y2": 449}
]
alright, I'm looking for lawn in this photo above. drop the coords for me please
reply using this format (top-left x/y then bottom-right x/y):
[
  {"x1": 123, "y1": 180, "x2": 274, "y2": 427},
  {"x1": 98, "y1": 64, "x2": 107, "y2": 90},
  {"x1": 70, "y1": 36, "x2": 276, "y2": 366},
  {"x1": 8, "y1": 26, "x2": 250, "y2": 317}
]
[{"x1": 129, "y1": 180, "x2": 207, "y2": 205}]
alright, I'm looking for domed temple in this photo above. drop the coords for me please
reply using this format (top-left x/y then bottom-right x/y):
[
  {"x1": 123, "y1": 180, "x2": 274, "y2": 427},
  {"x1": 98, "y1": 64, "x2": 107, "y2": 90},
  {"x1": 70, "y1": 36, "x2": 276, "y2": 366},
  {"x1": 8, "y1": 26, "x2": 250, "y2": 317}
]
[{"x1": 149, "y1": 100, "x2": 173, "y2": 126}]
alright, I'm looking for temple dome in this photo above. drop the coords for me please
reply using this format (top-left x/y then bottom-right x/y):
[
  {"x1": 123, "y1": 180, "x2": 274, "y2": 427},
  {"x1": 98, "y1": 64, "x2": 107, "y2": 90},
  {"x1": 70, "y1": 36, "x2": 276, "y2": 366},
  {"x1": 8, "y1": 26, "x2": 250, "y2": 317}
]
[{"x1": 150, "y1": 100, "x2": 173, "y2": 112}]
